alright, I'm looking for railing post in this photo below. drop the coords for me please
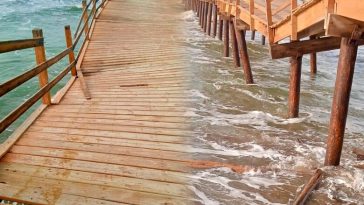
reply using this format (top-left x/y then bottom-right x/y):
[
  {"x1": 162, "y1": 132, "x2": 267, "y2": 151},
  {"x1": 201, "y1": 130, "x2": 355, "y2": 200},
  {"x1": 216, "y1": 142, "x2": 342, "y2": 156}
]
[
  {"x1": 291, "y1": 0, "x2": 298, "y2": 41},
  {"x1": 82, "y1": 0, "x2": 90, "y2": 39},
  {"x1": 64, "y1": 25, "x2": 77, "y2": 76},
  {"x1": 32, "y1": 29, "x2": 51, "y2": 105},
  {"x1": 92, "y1": 0, "x2": 97, "y2": 18},
  {"x1": 265, "y1": 0, "x2": 274, "y2": 44},
  {"x1": 249, "y1": 0, "x2": 255, "y2": 32}
]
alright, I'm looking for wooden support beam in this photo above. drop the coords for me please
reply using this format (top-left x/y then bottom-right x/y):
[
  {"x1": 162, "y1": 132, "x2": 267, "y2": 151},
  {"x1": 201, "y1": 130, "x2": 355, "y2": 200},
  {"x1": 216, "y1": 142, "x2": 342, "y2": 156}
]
[
  {"x1": 236, "y1": 29, "x2": 254, "y2": 84},
  {"x1": 212, "y1": 4, "x2": 218, "y2": 37},
  {"x1": 326, "y1": 14, "x2": 364, "y2": 38},
  {"x1": 269, "y1": 37, "x2": 364, "y2": 59},
  {"x1": 293, "y1": 169, "x2": 323, "y2": 205},
  {"x1": 218, "y1": 16, "x2": 224, "y2": 41},
  {"x1": 230, "y1": 20, "x2": 241, "y2": 67},
  {"x1": 288, "y1": 55, "x2": 302, "y2": 118},
  {"x1": 325, "y1": 37, "x2": 358, "y2": 166},
  {"x1": 223, "y1": 18, "x2": 230, "y2": 57},
  {"x1": 32, "y1": 29, "x2": 51, "y2": 105},
  {"x1": 207, "y1": 2, "x2": 213, "y2": 36},
  {"x1": 309, "y1": 35, "x2": 317, "y2": 75},
  {"x1": 64, "y1": 26, "x2": 77, "y2": 76}
]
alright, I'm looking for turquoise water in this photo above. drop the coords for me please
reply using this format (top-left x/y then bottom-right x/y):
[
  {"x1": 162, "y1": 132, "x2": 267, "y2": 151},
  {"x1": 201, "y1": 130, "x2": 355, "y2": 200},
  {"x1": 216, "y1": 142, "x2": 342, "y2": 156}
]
[{"x1": 0, "y1": 0, "x2": 84, "y2": 142}]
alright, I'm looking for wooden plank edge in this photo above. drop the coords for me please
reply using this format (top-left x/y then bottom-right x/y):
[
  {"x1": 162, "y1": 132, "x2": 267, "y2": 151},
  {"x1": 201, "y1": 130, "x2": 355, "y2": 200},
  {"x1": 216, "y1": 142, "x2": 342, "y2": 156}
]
[
  {"x1": 326, "y1": 13, "x2": 364, "y2": 38},
  {"x1": 51, "y1": 76, "x2": 77, "y2": 104},
  {"x1": 292, "y1": 169, "x2": 323, "y2": 205},
  {"x1": 0, "y1": 71, "x2": 80, "y2": 159},
  {"x1": 0, "y1": 104, "x2": 48, "y2": 159},
  {"x1": 72, "y1": 0, "x2": 107, "y2": 100}
]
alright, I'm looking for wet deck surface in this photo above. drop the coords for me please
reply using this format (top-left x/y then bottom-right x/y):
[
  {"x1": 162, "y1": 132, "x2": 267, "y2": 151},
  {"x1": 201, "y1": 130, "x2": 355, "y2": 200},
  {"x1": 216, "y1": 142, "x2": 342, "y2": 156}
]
[{"x1": 0, "y1": 0, "x2": 202, "y2": 204}]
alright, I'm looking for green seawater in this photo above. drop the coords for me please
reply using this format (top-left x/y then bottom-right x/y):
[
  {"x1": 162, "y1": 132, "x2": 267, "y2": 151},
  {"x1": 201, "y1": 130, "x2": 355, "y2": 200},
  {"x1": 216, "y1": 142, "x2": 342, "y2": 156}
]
[{"x1": 0, "y1": 0, "x2": 85, "y2": 142}]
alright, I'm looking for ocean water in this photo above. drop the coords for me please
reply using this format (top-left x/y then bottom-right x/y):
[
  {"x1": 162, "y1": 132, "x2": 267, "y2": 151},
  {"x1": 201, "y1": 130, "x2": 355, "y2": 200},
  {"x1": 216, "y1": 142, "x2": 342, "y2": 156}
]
[
  {"x1": 0, "y1": 0, "x2": 83, "y2": 141},
  {"x1": 1, "y1": 1, "x2": 364, "y2": 204}
]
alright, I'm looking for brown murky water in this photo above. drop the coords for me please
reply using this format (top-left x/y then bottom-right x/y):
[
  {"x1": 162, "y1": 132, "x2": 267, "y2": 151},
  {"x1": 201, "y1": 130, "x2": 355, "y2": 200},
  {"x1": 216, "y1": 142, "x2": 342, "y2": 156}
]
[{"x1": 181, "y1": 10, "x2": 364, "y2": 205}]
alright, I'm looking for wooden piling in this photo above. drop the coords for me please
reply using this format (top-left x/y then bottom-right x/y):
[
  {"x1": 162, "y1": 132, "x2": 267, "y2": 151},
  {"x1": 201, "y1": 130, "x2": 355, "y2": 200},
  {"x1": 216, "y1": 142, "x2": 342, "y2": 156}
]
[
  {"x1": 310, "y1": 35, "x2": 317, "y2": 75},
  {"x1": 197, "y1": 0, "x2": 200, "y2": 17},
  {"x1": 32, "y1": 29, "x2": 51, "y2": 105},
  {"x1": 230, "y1": 20, "x2": 240, "y2": 67},
  {"x1": 236, "y1": 29, "x2": 254, "y2": 84},
  {"x1": 223, "y1": 18, "x2": 230, "y2": 57},
  {"x1": 251, "y1": 30, "x2": 255, "y2": 40},
  {"x1": 82, "y1": 0, "x2": 90, "y2": 39},
  {"x1": 212, "y1": 4, "x2": 218, "y2": 38},
  {"x1": 64, "y1": 26, "x2": 77, "y2": 76},
  {"x1": 204, "y1": 2, "x2": 209, "y2": 33},
  {"x1": 288, "y1": 55, "x2": 302, "y2": 118},
  {"x1": 218, "y1": 16, "x2": 223, "y2": 41},
  {"x1": 324, "y1": 37, "x2": 358, "y2": 166},
  {"x1": 261, "y1": 35, "x2": 266, "y2": 45},
  {"x1": 202, "y1": 2, "x2": 206, "y2": 30},
  {"x1": 207, "y1": 2, "x2": 213, "y2": 36},
  {"x1": 198, "y1": 1, "x2": 202, "y2": 25}
]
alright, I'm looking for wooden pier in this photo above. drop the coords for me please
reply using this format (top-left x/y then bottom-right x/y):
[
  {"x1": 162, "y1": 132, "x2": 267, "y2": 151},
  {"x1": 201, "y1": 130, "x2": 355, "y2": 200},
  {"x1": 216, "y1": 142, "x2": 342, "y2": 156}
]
[
  {"x1": 1, "y1": 0, "x2": 364, "y2": 204},
  {"x1": 0, "y1": 0, "x2": 201, "y2": 204}
]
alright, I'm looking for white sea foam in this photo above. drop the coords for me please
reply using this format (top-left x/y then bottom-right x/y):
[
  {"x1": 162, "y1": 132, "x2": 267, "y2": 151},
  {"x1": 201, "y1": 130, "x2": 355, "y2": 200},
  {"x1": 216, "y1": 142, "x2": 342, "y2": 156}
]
[
  {"x1": 196, "y1": 135, "x2": 284, "y2": 160},
  {"x1": 189, "y1": 89, "x2": 209, "y2": 99},
  {"x1": 203, "y1": 110, "x2": 309, "y2": 129},
  {"x1": 189, "y1": 186, "x2": 220, "y2": 205},
  {"x1": 193, "y1": 168, "x2": 286, "y2": 205},
  {"x1": 181, "y1": 10, "x2": 197, "y2": 22}
]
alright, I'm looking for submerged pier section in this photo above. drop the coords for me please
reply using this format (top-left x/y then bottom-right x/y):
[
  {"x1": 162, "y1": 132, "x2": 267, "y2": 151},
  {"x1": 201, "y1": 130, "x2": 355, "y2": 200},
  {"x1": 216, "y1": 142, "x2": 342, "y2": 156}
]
[
  {"x1": 0, "y1": 0, "x2": 364, "y2": 204},
  {"x1": 187, "y1": 0, "x2": 364, "y2": 166},
  {"x1": 0, "y1": 0, "x2": 200, "y2": 204}
]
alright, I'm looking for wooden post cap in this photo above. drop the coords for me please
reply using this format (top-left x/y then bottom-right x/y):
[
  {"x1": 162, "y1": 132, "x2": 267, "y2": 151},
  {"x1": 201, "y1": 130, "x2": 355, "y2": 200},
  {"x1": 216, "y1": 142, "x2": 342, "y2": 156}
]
[{"x1": 32, "y1": 29, "x2": 43, "y2": 37}]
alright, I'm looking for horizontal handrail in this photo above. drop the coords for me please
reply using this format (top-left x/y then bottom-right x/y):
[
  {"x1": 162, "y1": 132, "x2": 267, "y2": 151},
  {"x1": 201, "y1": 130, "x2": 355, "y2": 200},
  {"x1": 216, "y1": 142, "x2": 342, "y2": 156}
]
[
  {"x1": 74, "y1": 0, "x2": 93, "y2": 39},
  {"x1": 0, "y1": 60, "x2": 76, "y2": 133},
  {"x1": 73, "y1": 5, "x2": 94, "y2": 49},
  {"x1": 0, "y1": 38, "x2": 43, "y2": 54},
  {"x1": 0, "y1": 48, "x2": 71, "y2": 97}
]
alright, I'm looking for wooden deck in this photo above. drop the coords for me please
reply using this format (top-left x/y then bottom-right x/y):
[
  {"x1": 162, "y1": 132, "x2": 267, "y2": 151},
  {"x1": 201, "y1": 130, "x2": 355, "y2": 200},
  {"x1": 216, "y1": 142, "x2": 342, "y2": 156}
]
[{"x1": 0, "y1": 0, "x2": 202, "y2": 204}]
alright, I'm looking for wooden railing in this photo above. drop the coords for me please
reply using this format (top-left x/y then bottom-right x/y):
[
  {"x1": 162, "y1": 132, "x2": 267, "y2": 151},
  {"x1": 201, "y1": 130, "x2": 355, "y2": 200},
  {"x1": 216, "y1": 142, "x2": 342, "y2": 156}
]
[
  {"x1": 215, "y1": 0, "x2": 308, "y2": 43},
  {"x1": 0, "y1": 0, "x2": 107, "y2": 134}
]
